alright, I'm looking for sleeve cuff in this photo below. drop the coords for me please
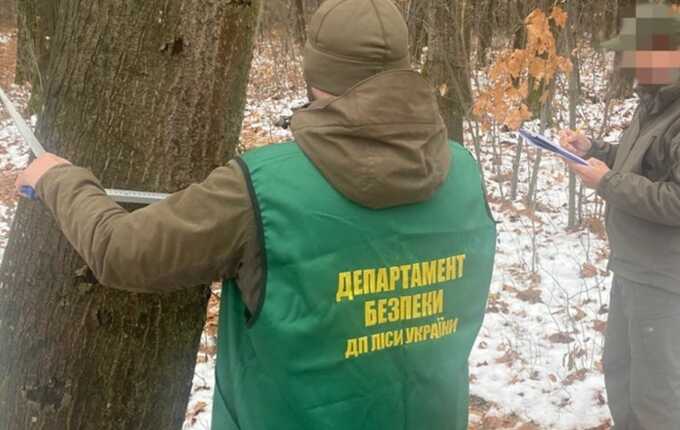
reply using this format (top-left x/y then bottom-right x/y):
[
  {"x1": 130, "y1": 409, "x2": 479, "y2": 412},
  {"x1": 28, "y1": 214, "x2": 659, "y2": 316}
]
[
  {"x1": 596, "y1": 171, "x2": 621, "y2": 200},
  {"x1": 35, "y1": 164, "x2": 101, "y2": 201}
]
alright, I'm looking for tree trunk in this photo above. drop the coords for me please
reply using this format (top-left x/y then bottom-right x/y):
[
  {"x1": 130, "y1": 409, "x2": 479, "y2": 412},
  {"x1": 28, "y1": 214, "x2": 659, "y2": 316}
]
[
  {"x1": 14, "y1": 0, "x2": 54, "y2": 100},
  {"x1": 423, "y1": 0, "x2": 471, "y2": 144},
  {"x1": 476, "y1": 0, "x2": 495, "y2": 67},
  {"x1": 404, "y1": 0, "x2": 427, "y2": 64},
  {"x1": 602, "y1": 0, "x2": 617, "y2": 41},
  {"x1": 509, "y1": 135, "x2": 523, "y2": 201},
  {"x1": 0, "y1": 0, "x2": 16, "y2": 28},
  {"x1": 611, "y1": 0, "x2": 635, "y2": 99},
  {"x1": 526, "y1": 99, "x2": 549, "y2": 208},
  {"x1": 567, "y1": 0, "x2": 580, "y2": 228},
  {"x1": 0, "y1": 1, "x2": 262, "y2": 429},
  {"x1": 293, "y1": 0, "x2": 307, "y2": 47}
]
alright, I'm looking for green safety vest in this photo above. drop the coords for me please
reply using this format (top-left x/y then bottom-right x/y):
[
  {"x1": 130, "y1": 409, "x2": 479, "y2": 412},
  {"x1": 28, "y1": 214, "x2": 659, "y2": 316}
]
[{"x1": 212, "y1": 141, "x2": 496, "y2": 430}]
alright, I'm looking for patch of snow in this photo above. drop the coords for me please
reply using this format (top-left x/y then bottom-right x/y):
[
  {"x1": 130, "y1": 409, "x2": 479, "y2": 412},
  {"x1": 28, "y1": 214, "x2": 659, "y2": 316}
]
[
  {"x1": 0, "y1": 89, "x2": 32, "y2": 260},
  {"x1": 183, "y1": 331, "x2": 217, "y2": 430}
]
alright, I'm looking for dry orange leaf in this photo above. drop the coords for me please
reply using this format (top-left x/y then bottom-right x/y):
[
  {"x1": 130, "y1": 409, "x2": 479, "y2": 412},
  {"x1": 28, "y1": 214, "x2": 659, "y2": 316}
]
[
  {"x1": 473, "y1": 7, "x2": 572, "y2": 130},
  {"x1": 550, "y1": 6, "x2": 568, "y2": 28},
  {"x1": 563, "y1": 369, "x2": 587, "y2": 386},
  {"x1": 548, "y1": 332, "x2": 575, "y2": 344}
]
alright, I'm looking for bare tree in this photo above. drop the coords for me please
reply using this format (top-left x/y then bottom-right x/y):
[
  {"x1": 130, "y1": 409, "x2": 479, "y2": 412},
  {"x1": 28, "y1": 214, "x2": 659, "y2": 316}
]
[
  {"x1": 293, "y1": 0, "x2": 308, "y2": 47},
  {"x1": 14, "y1": 0, "x2": 55, "y2": 93},
  {"x1": 423, "y1": 0, "x2": 472, "y2": 144},
  {"x1": 610, "y1": 0, "x2": 635, "y2": 99},
  {"x1": 476, "y1": 0, "x2": 496, "y2": 67},
  {"x1": 565, "y1": 0, "x2": 582, "y2": 228}
]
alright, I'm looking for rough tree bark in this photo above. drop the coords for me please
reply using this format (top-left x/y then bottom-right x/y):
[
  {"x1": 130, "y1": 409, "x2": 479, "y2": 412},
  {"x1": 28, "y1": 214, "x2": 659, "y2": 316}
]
[
  {"x1": 423, "y1": 0, "x2": 471, "y2": 144},
  {"x1": 0, "y1": 0, "x2": 16, "y2": 28},
  {"x1": 0, "y1": 1, "x2": 262, "y2": 429},
  {"x1": 293, "y1": 0, "x2": 307, "y2": 47},
  {"x1": 476, "y1": 0, "x2": 496, "y2": 67}
]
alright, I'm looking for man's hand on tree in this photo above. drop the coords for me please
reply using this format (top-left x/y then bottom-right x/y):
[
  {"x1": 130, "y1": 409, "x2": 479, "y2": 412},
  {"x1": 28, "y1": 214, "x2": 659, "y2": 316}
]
[
  {"x1": 16, "y1": 153, "x2": 71, "y2": 197},
  {"x1": 559, "y1": 129, "x2": 592, "y2": 158},
  {"x1": 566, "y1": 158, "x2": 611, "y2": 189}
]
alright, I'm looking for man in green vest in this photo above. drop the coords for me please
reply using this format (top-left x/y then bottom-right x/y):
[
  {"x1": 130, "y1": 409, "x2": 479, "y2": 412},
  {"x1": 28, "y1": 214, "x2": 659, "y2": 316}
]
[
  {"x1": 561, "y1": 3, "x2": 680, "y2": 429},
  {"x1": 16, "y1": 0, "x2": 496, "y2": 428}
]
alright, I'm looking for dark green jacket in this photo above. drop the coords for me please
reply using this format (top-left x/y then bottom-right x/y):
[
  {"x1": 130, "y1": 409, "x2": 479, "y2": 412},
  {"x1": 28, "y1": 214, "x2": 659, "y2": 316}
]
[{"x1": 591, "y1": 85, "x2": 680, "y2": 290}]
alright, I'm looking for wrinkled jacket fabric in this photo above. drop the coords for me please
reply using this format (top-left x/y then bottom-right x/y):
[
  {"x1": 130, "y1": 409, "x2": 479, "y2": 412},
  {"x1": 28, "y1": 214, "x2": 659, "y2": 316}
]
[
  {"x1": 36, "y1": 70, "x2": 450, "y2": 311},
  {"x1": 591, "y1": 84, "x2": 680, "y2": 291}
]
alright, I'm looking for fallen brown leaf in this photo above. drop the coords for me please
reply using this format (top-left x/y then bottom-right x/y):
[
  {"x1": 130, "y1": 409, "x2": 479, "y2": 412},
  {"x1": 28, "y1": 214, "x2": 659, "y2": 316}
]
[
  {"x1": 563, "y1": 369, "x2": 588, "y2": 386},
  {"x1": 185, "y1": 401, "x2": 207, "y2": 425},
  {"x1": 593, "y1": 320, "x2": 607, "y2": 334},
  {"x1": 548, "y1": 332, "x2": 575, "y2": 344}
]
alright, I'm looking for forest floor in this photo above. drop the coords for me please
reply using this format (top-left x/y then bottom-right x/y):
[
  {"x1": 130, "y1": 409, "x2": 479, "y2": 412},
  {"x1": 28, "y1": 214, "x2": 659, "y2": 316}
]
[{"x1": 0, "y1": 28, "x2": 636, "y2": 429}]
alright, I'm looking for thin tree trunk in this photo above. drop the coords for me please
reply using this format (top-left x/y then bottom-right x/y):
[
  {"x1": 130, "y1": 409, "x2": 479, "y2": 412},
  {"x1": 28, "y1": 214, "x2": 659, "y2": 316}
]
[
  {"x1": 567, "y1": 0, "x2": 580, "y2": 228},
  {"x1": 509, "y1": 135, "x2": 523, "y2": 201},
  {"x1": 526, "y1": 102, "x2": 548, "y2": 208},
  {"x1": 469, "y1": 119, "x2": 486, "y2": 185},
  {"x1": 476, "y1": 0, "x2": 495, "y2": 67},
  {"x1": 602, "y1": 0, "x2": 617, "y2": 41},
  {"x1": 15, "y1": 0, "x2": 55, "y2": 92},
  {"x1": 405, "y1": 0, "x2": 427, "y2": 63},
  {"x1": 0, "y1": 1, "x2": 262, "y2": 429},
  {"x1": 293, "y1": 0, "x2": 307, "y2": 47},
  {"x1": 14, "y1": 0, "x2": 60, "y2": 117},
  {"x1": 610, "y1": 0, "x2": 635, "y2": 99},
  {"x1": 508, "y1": 0, "x2": 527, "y2": 203},
  {"x1": 423, "y1": 0, "x2": 471, "y2": 144}
]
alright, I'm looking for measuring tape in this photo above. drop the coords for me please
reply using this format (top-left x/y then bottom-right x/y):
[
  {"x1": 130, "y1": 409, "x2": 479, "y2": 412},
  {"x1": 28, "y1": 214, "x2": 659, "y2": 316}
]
[{"x1": 0, "y1": 87, "x2": 169, "y2": 205}]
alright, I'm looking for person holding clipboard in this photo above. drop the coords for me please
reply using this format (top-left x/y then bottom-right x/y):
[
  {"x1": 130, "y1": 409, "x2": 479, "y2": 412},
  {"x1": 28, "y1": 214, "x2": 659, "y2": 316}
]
[{"x1": 561, "y1": 3, "x2": 680, "y2": 429}]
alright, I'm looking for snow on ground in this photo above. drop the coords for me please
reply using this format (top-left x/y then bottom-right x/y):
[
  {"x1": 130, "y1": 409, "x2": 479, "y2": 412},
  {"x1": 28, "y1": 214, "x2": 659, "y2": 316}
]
[
  {"x1": 0, "y1": 132, "x2": 29, "y2": 246},
  {"x1": 0, "y1": 29, "x2": 31, "y2": 261},
  {"x1": 469, "y1": 153, "x2": 614, "y2": 429},
  {"x1": 0, "y1": 111, "x2": 29, "y2": 260},
  {"x1": 0, "y1": 28, "x2": 641, "y2": 429}
]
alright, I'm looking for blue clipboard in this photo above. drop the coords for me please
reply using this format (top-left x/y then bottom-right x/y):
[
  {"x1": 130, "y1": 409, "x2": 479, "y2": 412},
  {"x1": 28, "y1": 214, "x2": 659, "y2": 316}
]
[{"x1": 518, "y1": 128, "x2": 588, "y2": 166}]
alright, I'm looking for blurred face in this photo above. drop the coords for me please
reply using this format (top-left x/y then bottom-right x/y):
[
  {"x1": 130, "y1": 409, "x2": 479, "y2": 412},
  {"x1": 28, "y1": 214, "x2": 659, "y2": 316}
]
[{"x1": 620, "y1": 50, "x2": 680, "y2": 85}]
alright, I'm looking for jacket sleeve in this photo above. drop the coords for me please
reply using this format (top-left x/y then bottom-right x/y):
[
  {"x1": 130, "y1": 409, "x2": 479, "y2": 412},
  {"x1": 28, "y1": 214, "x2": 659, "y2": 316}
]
[
  {"x1": 597, "y1": 133, "x2": 680, "y2": 227},
  {"x1": 587, "y1": 139, "x2": 619, "y2": 168},
  {"x1": 35, "y1": 160, "x2": 254, "y2": 293}
]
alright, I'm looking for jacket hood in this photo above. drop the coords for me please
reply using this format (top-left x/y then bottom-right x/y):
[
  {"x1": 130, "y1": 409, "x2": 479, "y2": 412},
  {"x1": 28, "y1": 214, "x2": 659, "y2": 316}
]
[{"x1": 290, "y1": 69, "x2": 450, "y2": 209}]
